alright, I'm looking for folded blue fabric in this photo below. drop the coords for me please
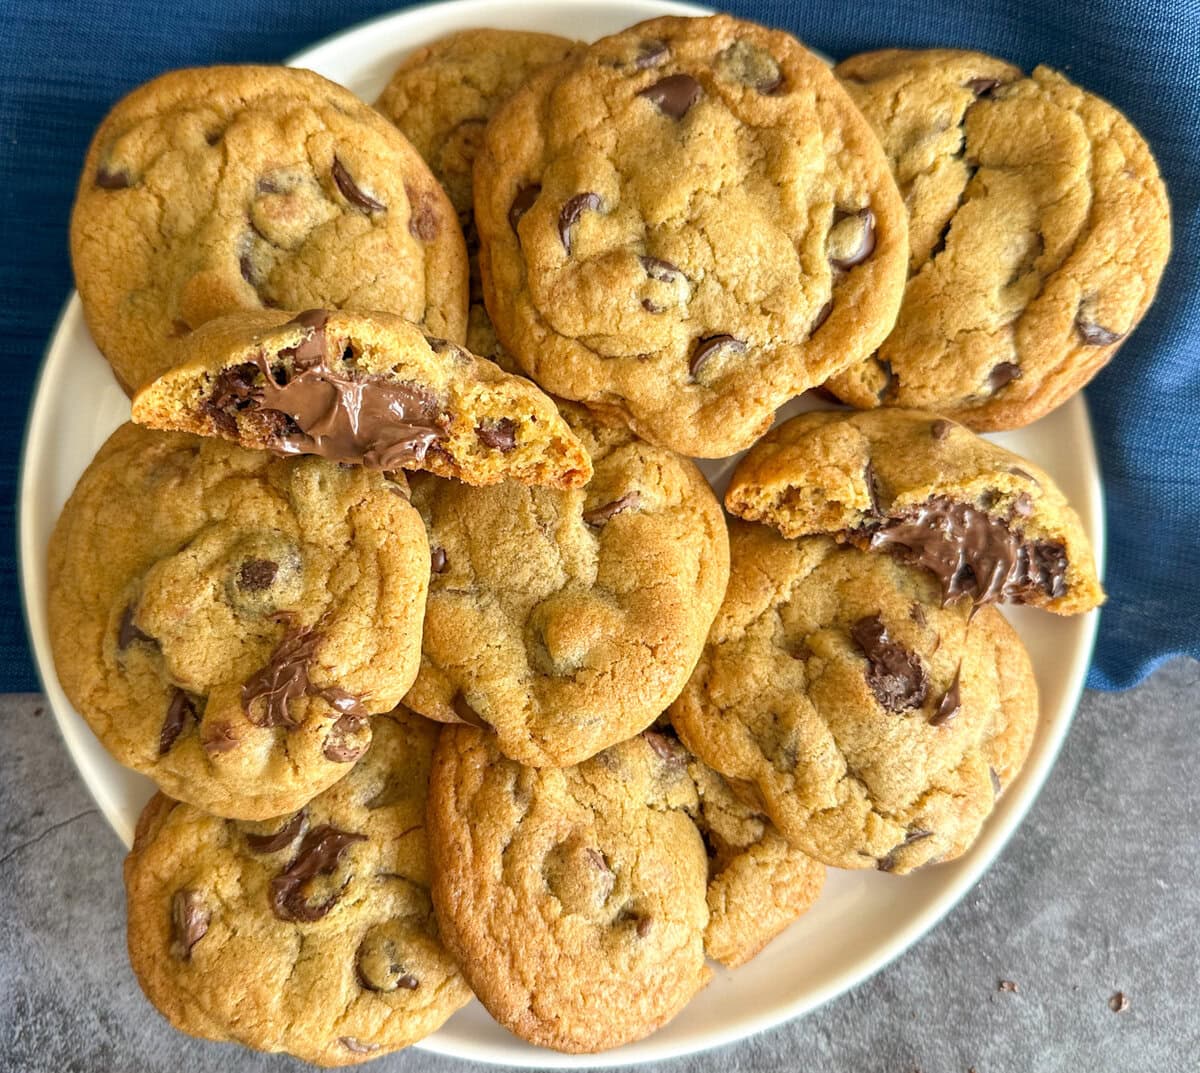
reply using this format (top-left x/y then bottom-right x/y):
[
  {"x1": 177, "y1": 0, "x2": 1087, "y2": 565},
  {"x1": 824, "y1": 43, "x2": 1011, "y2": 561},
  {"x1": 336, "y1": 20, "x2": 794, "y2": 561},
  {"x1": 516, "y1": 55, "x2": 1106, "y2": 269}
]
[{"x1": 0, "y1": 0, "x2": 1194, "y2": 692}]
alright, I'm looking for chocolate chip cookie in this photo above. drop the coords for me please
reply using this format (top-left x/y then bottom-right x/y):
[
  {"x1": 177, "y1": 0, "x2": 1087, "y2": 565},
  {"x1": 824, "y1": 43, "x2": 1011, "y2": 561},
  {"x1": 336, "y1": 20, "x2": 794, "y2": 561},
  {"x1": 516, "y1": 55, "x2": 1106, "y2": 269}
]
[
  {"x1": 670, "y1": 523, "x2": 1038, "y2": 872},
  {"x1": 427, "y1": 725, "x2": 711, "y2": 1052},
  {"x1": 403, "y1": 404, "x2": 729, "y2": 767},
  {"x1": 48, "y1": 423, "x2": 429, "y2": 819},
  {"x1": 131, "y1": 308, "x2": 592, "y2": 489},
  {"x1": 473, "y1": 14, "x2": 908, "y2": 457},
  {"x1": 125, "y1": 708, "x2": 471, "y2": 1065},
  {"x1": 724, "y1": 408, "x2": 1103, "y2": 614},
  {"x1": 827, "y1": 51, "x2": 1171, "y2": 429},
  {"x1": 72, "y1": 65, "x2": 468, "y2": 394}
]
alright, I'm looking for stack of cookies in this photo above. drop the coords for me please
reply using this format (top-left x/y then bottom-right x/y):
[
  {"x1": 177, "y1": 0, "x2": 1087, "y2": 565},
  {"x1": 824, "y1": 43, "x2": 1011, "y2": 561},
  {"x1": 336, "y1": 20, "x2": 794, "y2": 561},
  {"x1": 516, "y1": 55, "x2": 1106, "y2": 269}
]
[{"x1": 49, "y1": 11, "x2": 1167, "y2": 1063}]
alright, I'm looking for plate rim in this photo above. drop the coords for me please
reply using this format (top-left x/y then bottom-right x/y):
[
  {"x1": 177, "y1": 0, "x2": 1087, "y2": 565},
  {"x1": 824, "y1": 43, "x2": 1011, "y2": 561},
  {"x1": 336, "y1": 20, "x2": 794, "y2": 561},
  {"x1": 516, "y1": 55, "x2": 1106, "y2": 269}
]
[{"x1": 17, "y1": 0, "x2": 1106, "y2": 1066}]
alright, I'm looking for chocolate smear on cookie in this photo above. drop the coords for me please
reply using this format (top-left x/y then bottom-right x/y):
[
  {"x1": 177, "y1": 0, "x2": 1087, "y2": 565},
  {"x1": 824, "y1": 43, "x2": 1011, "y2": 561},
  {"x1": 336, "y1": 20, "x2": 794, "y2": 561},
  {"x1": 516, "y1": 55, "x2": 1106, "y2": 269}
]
[{"x1": 269, "y1": 824, "x2": 367, "y2": 921}]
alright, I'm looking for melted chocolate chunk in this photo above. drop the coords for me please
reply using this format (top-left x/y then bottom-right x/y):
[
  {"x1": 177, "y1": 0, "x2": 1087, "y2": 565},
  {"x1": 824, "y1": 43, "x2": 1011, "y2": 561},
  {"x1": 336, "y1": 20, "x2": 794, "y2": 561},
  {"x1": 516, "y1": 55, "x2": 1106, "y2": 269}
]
[
  {"x1": 451, "y1": 692, "x2": 490, "y2": 728},
  {"x1": 583, "y1": 491, "x2": 643, "y2": 526},
  {"x1": 558, "y1": 192, "x2": 603, "y2": 254},
  {"x1": 430, "y1": 546, "x2": 448, "y2": 574},
  {"x1": 159, "y1": 689, "x2": 197, "y2": 756},
  {"x1": 475, "y1": 417, "x2": 518, "y2": 452},
  {"x1": 246, "y1": 811, "x2": 306, "y2": 853},
  {"x1": 634, "y1": 40, "x2": 669, "y2": 69},
  {"x1": 864, "y1": 462, "x2": 884, "y2": 516},
  {"x1": 931, "y1": 419, "x2": 955, "y2": 440},
  {"x1": 169, "y1": 889, "x2": 210, "y2": 960},
  {"x1": 638, "y1": 73, "x2": 702, "y2": 119},
  {"x1": 237, "y1": 559, "x2": 278, "y2": 592},
  {"x1": 966, "y1": 77, "x2": 1003, "y2": 97},
  {"x1": 850, "y1": 615, "x2": 928, "y2": 712},
  {"x1": 117, "y1": 603, "x2": 155, "y2": 650},
  {"x1": 636, "y1": 914, "x2": 653, "y2": 938},
  {"x1": 201, "y1": 722, "x2": 239, "y2": 754},
  {"x1": 861, "y1": 496, "x2": 1069, "y2": 607},
  {"x1": 640, "y1": 255, "x2": 683, "y2": 283},
  {"x1": 508, "y1": 184, "x2": 541, "y2": 234},
  {"x1": 930, "y1": 667, "x2": 962, "y2": 726},
  {"x1": 269, "y1": 825, "x2": 366, "y2": 922},
  {"x1": 689, "y1": 334, "x2": 746, "y2": 380},
  {"x1": 339, "y1": 1038, "x2": 379, "y2": 1055},
  {"x1": 876, "y1": 828, "x2": 934, "y2": 872},
  {"x1": 242, "y1": 625, "x2": 369, "y2": 729},
  {"x1": 356, "y1": 931, "x2": 420, "y2": 991},
  {"x1": 323, "y1": 712, "x2": 369, "y2": 763},
  {"x1": 95, "y1": 166, "x2": 130, "y2": 190},
  {"x1": 332, "y1": 156, "x2": 385, "y2": 213},
  {"x1": 988, "y1": 362, "x2": 1022, "y2": 392},
  {"x1": 829, "y1": 209, "x2": 877, "y2": 270},
  {"x1": 717, "y1": 39, "x2": 784, "y2": 94},
  {"x1": 1076, "y1": 314, "x2": 1124, "y2": 346},
  {"x1": 910, "y1": 603, "x2": 928, "y2": 627},
  {"x1": 405, "y1": 184, "x2": 439, "y2": 240},
  {"x1": 643, "y1": 729, "x2": 688, "y2": 765}
]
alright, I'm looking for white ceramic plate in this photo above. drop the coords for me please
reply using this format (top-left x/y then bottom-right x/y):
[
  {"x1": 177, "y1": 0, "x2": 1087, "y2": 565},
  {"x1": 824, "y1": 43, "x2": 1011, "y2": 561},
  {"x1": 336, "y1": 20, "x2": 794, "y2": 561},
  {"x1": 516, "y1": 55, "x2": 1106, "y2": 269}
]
[{"x1": 19, "y1": 0, "x2": 1105, "y2": 1066}]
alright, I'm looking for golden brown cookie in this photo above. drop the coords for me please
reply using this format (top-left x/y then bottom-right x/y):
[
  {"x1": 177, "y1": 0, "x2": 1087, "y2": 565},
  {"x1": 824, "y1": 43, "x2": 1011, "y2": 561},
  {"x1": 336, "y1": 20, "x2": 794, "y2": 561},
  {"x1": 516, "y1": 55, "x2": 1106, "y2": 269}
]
[
  {"x1": 71, "y1": 65, "x2": 468, "y2": 393},
  {"x1": 724, "y1": 408, "x2": 1103, "y2": 614},
  {"x1": 828, "y1": 51, "x2": 1171, "y2": 429},
  {"x1": 427, "y1": 725, "x2": 711, "y2": 1052},
  {"x1": 48, "y1": 423, "x2": 428, "y2": 819},
  {"x1": 131, "y1": 308, "x2": 592, "y2": 489},
  {"x1": 403, "y1": 405, "x2": 729, "y2": 767},
  {"x1": 671, "y1": 523, "x2": 1038, "y2": 873},
  {"x1": 124, "y1": 709, "x2": 471, "y2": 1066},
  {"x1": 474, "y1": 14, "x2": 908, "y2": 457}
]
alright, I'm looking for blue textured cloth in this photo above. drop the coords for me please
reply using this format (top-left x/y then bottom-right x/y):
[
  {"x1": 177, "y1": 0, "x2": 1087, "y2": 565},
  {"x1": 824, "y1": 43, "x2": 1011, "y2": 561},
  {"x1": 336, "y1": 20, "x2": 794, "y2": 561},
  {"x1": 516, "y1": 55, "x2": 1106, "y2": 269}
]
[{"x1": 1, "y1": 0, "x2": 1195, "y2": 692}]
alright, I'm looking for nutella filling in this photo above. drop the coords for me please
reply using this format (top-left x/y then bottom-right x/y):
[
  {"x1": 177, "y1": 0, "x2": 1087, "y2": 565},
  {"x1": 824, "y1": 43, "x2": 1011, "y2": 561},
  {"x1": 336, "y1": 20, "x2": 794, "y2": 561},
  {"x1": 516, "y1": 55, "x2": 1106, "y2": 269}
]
[
  {"x1": 858, "y1": 496, "x2": 1068, "y2": 606},
  {"x1": 207, "y1": 311, "x2": 448, "y2": 469}
]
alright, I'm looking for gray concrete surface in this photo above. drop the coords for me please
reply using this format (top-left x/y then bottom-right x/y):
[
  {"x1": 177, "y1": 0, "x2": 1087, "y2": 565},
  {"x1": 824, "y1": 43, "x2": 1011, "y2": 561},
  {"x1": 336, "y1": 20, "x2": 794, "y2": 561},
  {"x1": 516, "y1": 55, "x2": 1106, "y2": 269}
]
[{"x1": 1, "y1": 659, "x2": 1197, "y2": 1072}]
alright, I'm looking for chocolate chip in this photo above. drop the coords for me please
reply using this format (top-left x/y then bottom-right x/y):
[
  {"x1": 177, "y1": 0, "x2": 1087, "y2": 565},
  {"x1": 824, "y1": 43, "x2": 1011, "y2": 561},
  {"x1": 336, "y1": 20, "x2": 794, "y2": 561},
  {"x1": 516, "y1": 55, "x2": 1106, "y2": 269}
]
[
  {"x1": 689, "y1": 334, "x2": 746, "y2": 381},
  {"x1": 246, "y1": 811, "x2": 306, "y2": 854},
  {"x1": 205, "y1": 129, "x2": 223, "y2": 146},
  {"x1": 988, "y1": 362, "x2": 1022, "y2": 392},
  {"x1": 269, "y1": 825, "x2": 367, "y2": 922},
  {"x1": 930, "y1": 667, "x2": 962, "y2": 726},
  {"x1": 170, "y1": 319, "x2": 192, "y2": 338},
  {"x1": 475, "y1": 418, "x2": 518, "y2": 452},
  {"x1": 910, "y1": 603, "x2": 927, "y2": 627},
  {"x1": 990, "y1": 767, "x2": 1003, "y2": 797},
  {"x1": 1011, "y1": 492, "x2": 1034, "y2": 518},
  {"x1": 238, "y1": 244, "x2": 259, "y2": 287},
  {"x1": 583, "y1": 491, "x2": 643, "y2": 526},
  {"x1": 1009, "y1": 467, "x2": 1036, "y2": 483},
  {"x1": 850, "y1": 615, "x2": 929, "y2": 713},
  {"x1": 332, "y1": 156, "x2": 385, "y2": 213},
  {"x1": 876, "y1": 828, "x2": 935, "y2": 872},
  {"x1": 864, "y1": 462, "x2": 884, "y2": 516},
  {"x1": 451, "y1": 692, "x2": 490, "y2": 729},
  {"x1": 323, "y1": 712, "x2": 369, "y2": 763},
  {"x1": 640, "y1": 255, "x2": 682, "y2": 283},
  {"x1": 94, "y1": 165, "x2": 130, "y2": 190},
  {"x1": 508, "y1": 184, "x2": 541, "y2": 235},
  {"x1": 810, "y1": 299, "x2": 833, "y2": 336},
  {"x1": 634, "y1": 40, "x2": 669, "y2": 69},
  {"x1": 288, "y1": 309, "x2": 331, "y2": 332},
  {"x1": 643, "y1": 729, "x2": 688, "y2": 765},
  {"x1": 966, "y1": 77, "x2": 1003, "y2": 97},
  {"x1": 931, "y1": 419, "x2": 955, "y2": 440},
  {"x1": 404, "y1": 183, "x2": 439, "y2": 240},
  {"x1": 339, "y1": 1038, "x2": 379, "y2": 1055},
  {"x1": 791, "y1": 639, "x2": 813, "y2": 661},
  {"x1": 169, "y1": 889, "x2": 210, "y2": 960},
  {"x1": 356, "y1": 931, "x2": 420, "y2": 992},
  {"x1": 430, "y1": 547, "x2": 448, "y2": 573},
  {"x1": 558, "y1": 192, "x2": 603, "y2": 254},
  {"x1": 876, "y1": 359, "x2": 896, "y2": 402},
  {"x1": 636, "y1": 915, "x2": 653, "y2": 938},
  {"x1": 237, "y1": 559, "x2": 278, "y2": 592},
  {"x1": 716, "y1": 39, "x2": 784, "y2": 94},
  {"x1": 829, "y1": 209, "x2": 877, "y2": 270},
  {"x1": 159, "y1": 689, "x2": 197, "y2": 756},
  {"x1": 1076, "y1": 315, "x2": 1123, "y2": 346},
  {"x1": 638, "y1": 74, "x2": 702, "y2": 119},
  {"x1": 1109, "y1": 991, "x2": 1130, "y2": 1013},
  {"x1": 117, "y1": 603, "x2": 155, "y2": 650}
]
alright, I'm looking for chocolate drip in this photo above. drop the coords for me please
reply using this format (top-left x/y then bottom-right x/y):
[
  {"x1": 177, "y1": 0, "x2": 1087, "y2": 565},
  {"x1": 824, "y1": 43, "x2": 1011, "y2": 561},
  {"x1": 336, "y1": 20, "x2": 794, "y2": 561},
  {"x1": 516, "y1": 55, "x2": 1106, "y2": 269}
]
[
  {"x1": 206, "y1": 313, "x2": 447, "y2": 468},
  {"x1": 850, "y1": 615, "x2": 928, "y2": 712},
  {"x1": 860, "y1": 496, "x2": 1068, "y2": 607},
  {"x1": 269, "y1": 825, "x2": 367, "y2": 921},
  {"x1": 242, "y1": 625, "x2": 369, "y2": 729}
]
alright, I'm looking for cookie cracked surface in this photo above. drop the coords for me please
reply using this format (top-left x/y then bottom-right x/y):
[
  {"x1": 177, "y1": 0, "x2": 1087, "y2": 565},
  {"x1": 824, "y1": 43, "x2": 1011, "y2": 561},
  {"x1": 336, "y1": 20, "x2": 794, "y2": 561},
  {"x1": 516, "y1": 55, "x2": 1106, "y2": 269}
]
[
  {"x1": 124, "y1": 709, "x2": 471, "y2": 1066},
  {"x1": 48, "y1": 423, "x2": 429, "y2": 819},
  {"x1": 132, "y1": 308, "x2": 592, "y2": 489},
  {"x1": 670, "y1": 523, "x2": 1038, "y2": 872},
  {"x1": 474, "y1": 14, "x2": 907, "y2": 457},
  {"x1": 724, "y1": 408, "x2": 1103, "y2": 615},
  {"x1": 403, "y1": 405, "x2": 729, "y2": 766},
  {"x1": 828, "y1": 50, "x2": 1171, "y2": 429},
  {"x1": 71, "y1": 65, "x2": 468, "y2": 394}
]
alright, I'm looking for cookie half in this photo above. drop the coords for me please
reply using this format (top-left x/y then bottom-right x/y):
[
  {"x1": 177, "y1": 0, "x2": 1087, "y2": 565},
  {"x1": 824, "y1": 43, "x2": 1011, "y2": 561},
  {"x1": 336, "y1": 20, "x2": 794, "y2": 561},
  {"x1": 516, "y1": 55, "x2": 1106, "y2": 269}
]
[
  {"x1": 132, "y1": 308, "x2": 592, "y2": 489},
  {"x1": 427, "y1": 725, "x2": 712, "y2": 1052},
  {"x1": 71, "y1": 65, "x2": 468, "y2": 394},
  {"x1": 125, "y1": 709, "x2": 471, "y2": 1065},
  {"x1": 404, "y1": 405, "x2": 729, "y2": 766},
  {"x1": 48, "y1": 423, "x2": 428, "y2": 819},
  {"x1": 724, "y1": 408, "x2": 1102, "y2": 614},
  {"x1": 828, "y1": 51, "x2": 1171, "y2": 429},
  {"x1": 474, "y1": 14, "x2": 907, "y2": 457},
  {"x1": 670, "y1": 524, "x2": 1038, "y2": 873}
]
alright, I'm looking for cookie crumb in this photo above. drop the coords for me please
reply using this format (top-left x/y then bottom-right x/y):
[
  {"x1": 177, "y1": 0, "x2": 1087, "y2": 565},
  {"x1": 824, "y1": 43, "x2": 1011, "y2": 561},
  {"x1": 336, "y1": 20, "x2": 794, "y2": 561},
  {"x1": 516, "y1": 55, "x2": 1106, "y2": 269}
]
[
  {"x1": 998, "y1": 979, "x2": 1019, "y2": 993},
  {"x1": 1109, "y1": 991, "x2": 1130, "y2": 1013}
]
